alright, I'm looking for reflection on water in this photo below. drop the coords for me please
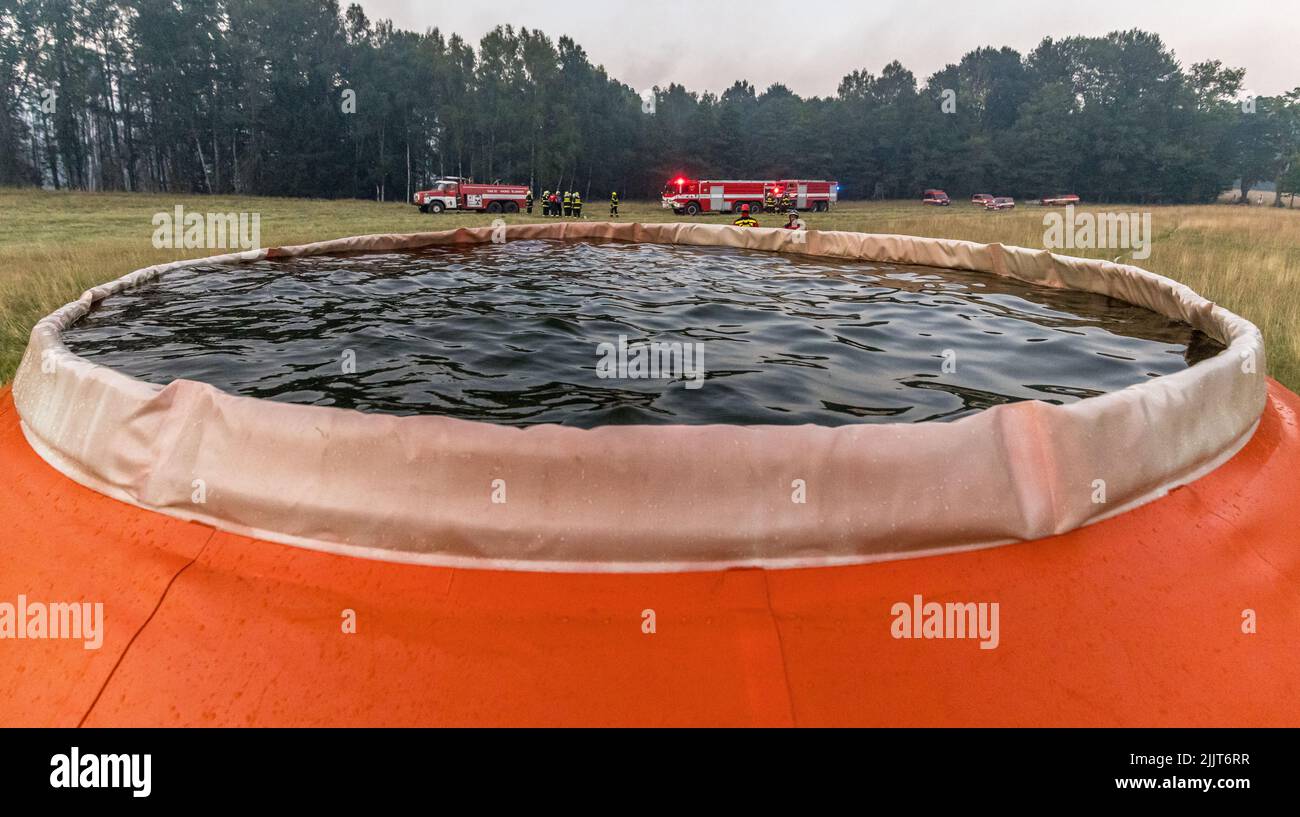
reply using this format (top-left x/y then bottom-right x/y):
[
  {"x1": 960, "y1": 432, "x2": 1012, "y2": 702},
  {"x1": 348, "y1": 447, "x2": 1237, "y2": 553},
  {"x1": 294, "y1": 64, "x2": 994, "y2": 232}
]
[{"x1": 63, "y1": 240, "x2": 1224, "y2": 427}]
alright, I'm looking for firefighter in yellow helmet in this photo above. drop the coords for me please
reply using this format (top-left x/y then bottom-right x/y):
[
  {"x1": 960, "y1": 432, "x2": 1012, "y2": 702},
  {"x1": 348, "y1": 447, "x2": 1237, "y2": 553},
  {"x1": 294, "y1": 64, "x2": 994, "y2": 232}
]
[
  {"x1": 732, "y1": 203, "x2": 759, "y2": 227},
  {"x1": 764, "y1": 188, "x2": 776, "y2": 214},
  {"x1": 563, "y1": 190, "x2": 573, "y2": 217},
  {"x1": 610, "y1": 190, "x2": 620, "y2": 218},
  {"x1": 525, "y1": 188, "x2": 534, "y2": 214},
  {"x1": 572, "y1": 190, "x2": 583, "y2": 218},
  {"x1": 778, "y1": 189, "x2": 791, "y2": 211},
  {"x1": 541, "y1": 190, "x2": 551, "y2": 216}
]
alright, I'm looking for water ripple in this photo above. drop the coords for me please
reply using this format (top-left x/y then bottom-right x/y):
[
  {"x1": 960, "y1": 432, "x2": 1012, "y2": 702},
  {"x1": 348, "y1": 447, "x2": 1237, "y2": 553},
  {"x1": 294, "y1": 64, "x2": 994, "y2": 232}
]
[{"x1": 62, "y1": 240, "x2": 1223, "y2": 427}]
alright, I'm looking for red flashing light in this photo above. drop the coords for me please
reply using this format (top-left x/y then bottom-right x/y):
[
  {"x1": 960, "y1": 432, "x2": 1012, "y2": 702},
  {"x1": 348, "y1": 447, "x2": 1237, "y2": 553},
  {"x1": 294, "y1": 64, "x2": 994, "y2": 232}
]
[{"x1": 675, "y1": 177, "x2": 685, "y2": 185}]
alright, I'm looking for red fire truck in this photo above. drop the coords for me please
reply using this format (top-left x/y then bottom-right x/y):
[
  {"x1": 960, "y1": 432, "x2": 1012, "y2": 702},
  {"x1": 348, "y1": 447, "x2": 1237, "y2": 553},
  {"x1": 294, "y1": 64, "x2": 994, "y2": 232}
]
[
  {"x1": 661, "y1": 178, "x2": 839, "y2": 215},
  {"x1": 413, "y1": 178, "x2": 530, "y2": 213}
]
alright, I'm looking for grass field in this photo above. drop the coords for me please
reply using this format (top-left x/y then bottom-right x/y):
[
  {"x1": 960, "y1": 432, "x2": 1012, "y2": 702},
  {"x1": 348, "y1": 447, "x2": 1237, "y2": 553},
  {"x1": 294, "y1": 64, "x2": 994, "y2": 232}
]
[{"x1": 1, "y1": 188, "x2": 1297, "y2": 390}]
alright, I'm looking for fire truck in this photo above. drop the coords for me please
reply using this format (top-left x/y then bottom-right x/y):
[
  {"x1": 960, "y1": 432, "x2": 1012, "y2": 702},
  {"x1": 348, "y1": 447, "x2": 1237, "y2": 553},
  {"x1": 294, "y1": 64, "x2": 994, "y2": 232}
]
[
  {"x1": 661, "y1": 178, "x2": 839, "y2": 215},
  {"x1": 413, "y1": 178, "x2": 530, "y2": 214}
]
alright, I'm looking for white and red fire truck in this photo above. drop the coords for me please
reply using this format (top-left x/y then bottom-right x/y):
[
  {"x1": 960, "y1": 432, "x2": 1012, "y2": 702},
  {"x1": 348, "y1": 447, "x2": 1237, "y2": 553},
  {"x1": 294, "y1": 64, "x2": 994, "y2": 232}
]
[
  {"x1": 413, "y1": 178, "x2": 530, "y2": 213},
  {"x1": 661, "y1": 177, "x2": 839, "y2": 215}
]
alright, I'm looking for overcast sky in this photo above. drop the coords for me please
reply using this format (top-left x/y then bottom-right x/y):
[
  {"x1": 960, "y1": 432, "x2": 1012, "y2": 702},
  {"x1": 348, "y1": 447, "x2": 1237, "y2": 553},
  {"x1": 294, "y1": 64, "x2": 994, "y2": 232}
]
[{"x1": 355, "y1": 0, "x2": 1297, "y2": 97}]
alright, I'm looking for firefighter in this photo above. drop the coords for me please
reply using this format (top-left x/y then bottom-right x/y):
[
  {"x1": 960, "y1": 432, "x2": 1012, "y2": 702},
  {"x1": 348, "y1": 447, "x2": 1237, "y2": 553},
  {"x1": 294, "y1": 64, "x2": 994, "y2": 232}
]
[
  {"x1": 563, "y1": 190, "x2": 572, "y2": 217},
  {"x1": 733, "y1": 203, "x2": 759, "y2": 228},
  {"x1": 610, "y1": 190, "x2": 620, "y2": 218},
  {"x1": 779, "y1": 190, "x2": 791, "y2": 211},
  {"x1": 541, "y1": 190, "x2": 550, "y2": 216},
  {"x1": 525, "y1": 189, "x2": 534, "y2": 215},
  {"x1": 572, "y1": 190, "x2": 583, "y2": 218},
  {"x1": 549, "y1": 190, "x2": 560, "y2": 216},
  {"x1": 782, "y1": 209, "x2": 804, "y2": 230},
  {"x1": 764, "y1": 189, "x2": 776, "y2": 214}
]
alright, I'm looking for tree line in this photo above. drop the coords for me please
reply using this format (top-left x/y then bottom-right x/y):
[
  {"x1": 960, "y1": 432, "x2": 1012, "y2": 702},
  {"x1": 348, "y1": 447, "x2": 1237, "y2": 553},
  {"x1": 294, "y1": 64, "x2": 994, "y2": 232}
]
[{"x1": 2, "y1": 0, "x2": 1297, "y2": 203}]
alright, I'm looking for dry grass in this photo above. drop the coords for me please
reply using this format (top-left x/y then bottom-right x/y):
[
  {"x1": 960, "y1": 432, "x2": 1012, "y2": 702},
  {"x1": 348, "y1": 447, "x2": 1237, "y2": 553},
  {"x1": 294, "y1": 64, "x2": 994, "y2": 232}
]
[{"x1": 2, "y1": 188, "x2": 1297, "y2": 390}]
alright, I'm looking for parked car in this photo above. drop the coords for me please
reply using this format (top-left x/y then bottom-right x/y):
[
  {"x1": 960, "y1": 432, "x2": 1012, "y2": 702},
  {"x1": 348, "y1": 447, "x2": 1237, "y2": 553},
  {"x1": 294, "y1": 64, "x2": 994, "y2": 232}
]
[
  {"x1": 985, "y1": 197, "x2": 1016, "y2": 210},
  {"x1": 922, "y1": 189, "x2": 951, "y2": 206},
  {"x1": 1040, "y1": 194, "x2": 1080, "y2": 206},
  {"x1": 971, "y1": 193, "x2": 994, "y2": 205}
]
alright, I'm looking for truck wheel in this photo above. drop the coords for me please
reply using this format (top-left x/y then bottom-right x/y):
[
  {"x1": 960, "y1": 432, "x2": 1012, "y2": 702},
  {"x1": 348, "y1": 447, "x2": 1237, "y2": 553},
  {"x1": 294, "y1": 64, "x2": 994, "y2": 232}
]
[
  {"x1": 504, "y1": 202, "x2": 519, "y2": 214},
  {"x1": 430, "y1": 201, "x2": 445, "y2": 214},
  {"x1": 685, "y1": 203, "x2": 700, "y2": 216},
  {"x1": 487, "y1": 202, "x2": 503, "y2": 214}
]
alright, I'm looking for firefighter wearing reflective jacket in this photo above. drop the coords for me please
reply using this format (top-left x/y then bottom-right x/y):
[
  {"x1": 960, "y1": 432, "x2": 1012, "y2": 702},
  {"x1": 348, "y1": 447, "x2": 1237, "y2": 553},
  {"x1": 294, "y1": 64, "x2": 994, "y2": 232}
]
[
  {"x1": 572, "y1": 191, "x2": 583, "y2": 218},
  {"x1": 764, "y1": 190, "x2": 776, "y2": 213},
  {"x1": 541, "y1": 190, "x2": 551, "y2": 216},
  {"x1": 733, "y1": 203, "x2": 759, "y2": 227},
  {"x1": 525, "y1": 189, "x2": 534, "y2": 214},
  {"x1": 779, "y1": 190, "x2": 791, "y2": 211},
  {"x1": 563, "y1": 190, "x2": 573, "y2": 217},
  {"x1": 610, "y1": 191, "x2": 620, "y2": 217}
]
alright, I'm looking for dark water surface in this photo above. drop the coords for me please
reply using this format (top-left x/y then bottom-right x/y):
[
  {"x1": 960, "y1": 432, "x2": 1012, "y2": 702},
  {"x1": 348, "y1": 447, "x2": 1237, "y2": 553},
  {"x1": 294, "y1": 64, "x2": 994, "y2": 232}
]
[{"x1": 63, "y1": 240, "x2": 1224, "y2": 426}]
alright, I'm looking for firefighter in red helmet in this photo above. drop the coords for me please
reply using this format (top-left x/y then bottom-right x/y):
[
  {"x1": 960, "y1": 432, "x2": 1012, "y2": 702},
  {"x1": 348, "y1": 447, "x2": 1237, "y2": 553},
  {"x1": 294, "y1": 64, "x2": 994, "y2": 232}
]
[{"x1": 732, "y1": 203, "x2": 759, "y2": 227}]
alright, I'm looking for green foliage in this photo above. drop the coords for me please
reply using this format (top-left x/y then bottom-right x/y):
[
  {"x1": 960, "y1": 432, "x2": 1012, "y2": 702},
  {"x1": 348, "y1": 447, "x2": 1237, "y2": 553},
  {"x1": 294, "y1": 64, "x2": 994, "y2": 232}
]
[{"x1": 0, "y1": 5, "x2": 1296, "y2": 202}]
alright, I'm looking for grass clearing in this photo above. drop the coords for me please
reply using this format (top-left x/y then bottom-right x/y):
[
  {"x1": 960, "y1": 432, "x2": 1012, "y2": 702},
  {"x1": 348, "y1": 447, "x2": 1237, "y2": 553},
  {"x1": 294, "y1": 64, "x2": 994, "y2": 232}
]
[{"x1": 2, "y1": 188, "x2": 1297, "y2": 390}]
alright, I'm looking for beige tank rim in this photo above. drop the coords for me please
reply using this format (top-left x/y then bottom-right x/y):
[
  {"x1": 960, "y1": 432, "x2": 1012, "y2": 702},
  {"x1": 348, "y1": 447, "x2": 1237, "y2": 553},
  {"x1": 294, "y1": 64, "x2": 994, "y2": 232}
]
[{"x1": 11, "y1": 221, "x2": 1268, "y2": 571}]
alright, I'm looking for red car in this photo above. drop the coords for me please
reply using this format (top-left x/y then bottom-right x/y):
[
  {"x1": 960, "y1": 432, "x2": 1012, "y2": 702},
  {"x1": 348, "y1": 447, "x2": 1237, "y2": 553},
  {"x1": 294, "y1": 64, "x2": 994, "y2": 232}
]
[
  {"x1": 971, "y1": 193, "x2": 994, "y2": 205},
  {"x1": 1040, "y1": 194, "x2": 1080, "y2": 206},
  {"x1": 984, "y1": 197, "x2": 1016, "y2": 211},
  {"x1": 922, "y1": 189, "x2": 950, "y2": 206}
]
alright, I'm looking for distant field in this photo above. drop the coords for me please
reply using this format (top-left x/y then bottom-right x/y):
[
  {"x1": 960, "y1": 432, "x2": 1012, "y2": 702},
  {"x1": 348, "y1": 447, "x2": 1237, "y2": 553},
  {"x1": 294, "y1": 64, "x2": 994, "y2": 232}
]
[
  {"x1": 1, "y1": 188, "x2": 1297, "y2": 390},
  {"x1": 1218, "y1": 189, "x2": 1299, "y2": 207}
]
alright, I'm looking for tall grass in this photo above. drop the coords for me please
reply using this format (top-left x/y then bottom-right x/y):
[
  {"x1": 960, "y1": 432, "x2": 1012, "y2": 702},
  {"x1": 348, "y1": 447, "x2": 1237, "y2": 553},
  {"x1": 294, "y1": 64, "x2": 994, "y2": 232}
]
[{"x1": 2, "y1": 188, "x2": 1297, "y2": 390}]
